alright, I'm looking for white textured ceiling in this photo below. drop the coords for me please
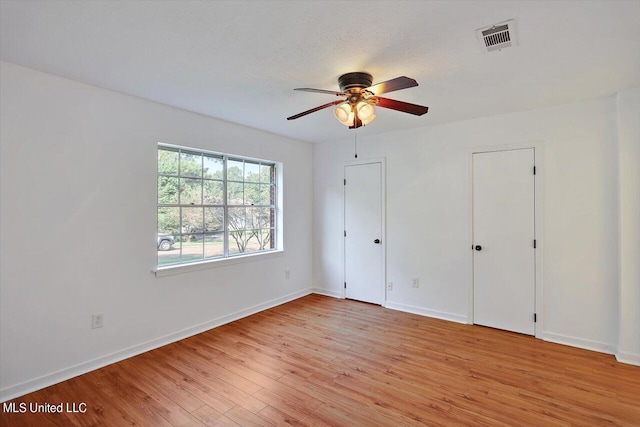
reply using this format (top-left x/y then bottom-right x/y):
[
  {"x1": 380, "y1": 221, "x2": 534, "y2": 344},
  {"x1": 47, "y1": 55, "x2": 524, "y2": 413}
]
[{"x1": 1, "y1": 0, "x2": 639, "y2": 143}]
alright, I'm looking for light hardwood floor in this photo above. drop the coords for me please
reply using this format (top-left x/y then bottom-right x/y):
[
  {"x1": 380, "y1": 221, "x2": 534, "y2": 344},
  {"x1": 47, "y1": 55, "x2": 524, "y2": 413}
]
[{"x1": 2, "y1": 294, "x2": 639, "y2": 426}]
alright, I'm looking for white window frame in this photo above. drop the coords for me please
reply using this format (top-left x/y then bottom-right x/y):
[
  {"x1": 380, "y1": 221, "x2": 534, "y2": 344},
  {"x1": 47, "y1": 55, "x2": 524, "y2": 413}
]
[{"x1": 155, "y1": 143, "x2": 283, "y2": 277}]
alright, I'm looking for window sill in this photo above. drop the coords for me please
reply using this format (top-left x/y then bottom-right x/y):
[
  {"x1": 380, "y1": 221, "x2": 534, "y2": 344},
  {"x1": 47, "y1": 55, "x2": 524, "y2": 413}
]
[{"x1": 153, "y1": 250, "x2": 284, "y2": 277}]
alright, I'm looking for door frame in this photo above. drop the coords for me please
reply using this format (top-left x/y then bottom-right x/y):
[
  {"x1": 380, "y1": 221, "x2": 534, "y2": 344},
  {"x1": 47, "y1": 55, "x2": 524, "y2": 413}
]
[
  {"x1": 343, "y1": 158, "x2": 387, "y2": 304},
  {"x1": 468, "y1": 142, "x2": 544, "y2": 338}
]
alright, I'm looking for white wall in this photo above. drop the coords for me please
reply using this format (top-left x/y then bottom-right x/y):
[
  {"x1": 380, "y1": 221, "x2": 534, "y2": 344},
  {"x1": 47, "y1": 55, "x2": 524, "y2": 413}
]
[
  {"x1": 617, "y1": 87, "x2": 640, "y2": 364},
  {"x1": 314, "y1": 95, "x2": 621, "y2": 354},
  {"x1": 0, "y1": 61, "x2": 314, "y2": 401}
]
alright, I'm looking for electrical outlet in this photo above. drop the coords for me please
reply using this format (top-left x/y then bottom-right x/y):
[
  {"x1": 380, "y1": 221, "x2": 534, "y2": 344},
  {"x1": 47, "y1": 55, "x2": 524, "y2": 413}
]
[
  {"x1": 92, "y1": 314, "x2": 103, "y2": 329},
  {"x1": 285, "y1": 269, "x2": 291, "y2": 279},
  {"x1": 412, "y1": 278, "x2": 419, "y2": 288},
  {"x1": 387, "y1": 282, "x2": 393, "y2": 291}
]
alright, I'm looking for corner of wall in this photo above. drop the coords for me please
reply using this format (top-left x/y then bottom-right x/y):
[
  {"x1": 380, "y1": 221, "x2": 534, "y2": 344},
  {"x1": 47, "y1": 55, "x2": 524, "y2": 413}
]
[{"x1": 616, "y1": 86, "x2": 640, "y2": 365}]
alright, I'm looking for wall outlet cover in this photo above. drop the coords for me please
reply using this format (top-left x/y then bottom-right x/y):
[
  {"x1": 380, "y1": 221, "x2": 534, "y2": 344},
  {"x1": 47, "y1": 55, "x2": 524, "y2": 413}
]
[{"x1": 92, "y1": 314, "x2": 104, "y2": 329}]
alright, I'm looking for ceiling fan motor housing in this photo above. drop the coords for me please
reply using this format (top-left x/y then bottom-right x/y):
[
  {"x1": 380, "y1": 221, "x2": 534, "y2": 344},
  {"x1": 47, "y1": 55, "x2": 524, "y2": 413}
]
[{"x1": 338, "y1": 72, "x2": 373, "y2": 93}]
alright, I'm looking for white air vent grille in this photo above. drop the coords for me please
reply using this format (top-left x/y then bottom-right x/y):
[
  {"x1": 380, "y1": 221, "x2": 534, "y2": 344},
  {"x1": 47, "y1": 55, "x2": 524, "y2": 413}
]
[
  {"x1": 476, "y1": 20, "x2": 517, "y2": 53},
  {"x1": 483, "y1": 25, "x2": 510, "y2": 49}
]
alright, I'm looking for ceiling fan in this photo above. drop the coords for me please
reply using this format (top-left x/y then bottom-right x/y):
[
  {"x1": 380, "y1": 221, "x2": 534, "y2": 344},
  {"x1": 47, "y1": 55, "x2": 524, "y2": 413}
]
[{"x1": 287, "y1": 72, "x2": 429, "y2": 129}]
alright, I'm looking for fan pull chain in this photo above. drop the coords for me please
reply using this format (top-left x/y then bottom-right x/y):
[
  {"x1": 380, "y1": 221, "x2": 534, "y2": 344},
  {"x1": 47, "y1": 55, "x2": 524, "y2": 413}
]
[{"x1": 354, "y1": 128, "x2": 358, "y2": 159}]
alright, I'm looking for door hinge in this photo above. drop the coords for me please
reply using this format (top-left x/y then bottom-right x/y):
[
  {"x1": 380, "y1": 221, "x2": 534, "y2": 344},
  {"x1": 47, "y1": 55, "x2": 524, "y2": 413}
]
[
  {"x1": 534, "y1": 313, "x2": 537, "y2": 323},
  {"x1": 344, "y1": 230, "x2": 346, "y2": 237},
  {"x1": 344, "y1": 179, "x2": 346, "y2": 185},
  {"x1": 344, "y1": 282, "x2": 347, "y2": 289},
  {"x1": 533, "y1": 166, "x2": 536, "y2": 175},
  {"x1": 533, "y1": 239, "x2": 537, "y2": 248}
]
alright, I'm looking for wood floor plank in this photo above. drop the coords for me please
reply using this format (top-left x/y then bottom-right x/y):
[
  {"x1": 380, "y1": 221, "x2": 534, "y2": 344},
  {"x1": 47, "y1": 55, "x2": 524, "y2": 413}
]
[
  {"x1": 333, "y1": 351, "x2": 569, "y2": 425},
  {"x1": 107, "y1": 363, "x2": 206, "y2": 427},
  {"x1": 2, "y1": 294, "x2": 639, "y2": 426},
  {"x1": 185, "y1": 338, "x2": 280, "y2": 389},
  {"x1": 95, "y1": 367, "x2": 175, "y2": 427},
  {"x1": 253, "y1": 387, "x2": 322, "y2": 420},
  {"x1": 140, "y1": 352, "x2": 238, "y2": 414},
  {"x1": 159, "y1": 347, "x2": 267, "y2": 414},
  {"x1": 256, "y1": 404, "x2": 309, "y2": 427},
  {"x1": 127, "y1": 355, "x2": 208, "y2": 413},
  {"x1": 172, "y1": 340, "x2": 264, "y2": 394},
  {"x1": 225, "y1": 406, "x2": 275, "y2": 427},
  {"x1": 190, "y1": 404, "x2": 227, "y2": 426},
  {"x1": 188, "y1": 333, "x2": 289, "y2": 381}
]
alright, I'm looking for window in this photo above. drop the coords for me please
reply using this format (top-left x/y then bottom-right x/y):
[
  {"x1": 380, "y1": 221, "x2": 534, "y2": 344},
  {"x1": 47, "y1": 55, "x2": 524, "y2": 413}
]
[{"x1": 157, "y1": 144, "x2": 278, "y2": 267}]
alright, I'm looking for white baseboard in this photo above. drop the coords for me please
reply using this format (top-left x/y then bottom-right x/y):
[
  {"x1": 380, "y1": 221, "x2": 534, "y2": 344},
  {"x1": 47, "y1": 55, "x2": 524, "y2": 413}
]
[
  {"x1": 385, "y1": 301, "x2": 468, "y2": 324},
  {"x1": 312, "y1": 288, "x2": 343, "y2": 298},
  {"x1": 0, "y1": 288, "x2": 313, "y2": 403},
  {"x1": 542, "y1": 331, "x2": 617, "y2": 355},
  {"x1": 615, "y1": 351, "x2": 640, "y2": 366}
]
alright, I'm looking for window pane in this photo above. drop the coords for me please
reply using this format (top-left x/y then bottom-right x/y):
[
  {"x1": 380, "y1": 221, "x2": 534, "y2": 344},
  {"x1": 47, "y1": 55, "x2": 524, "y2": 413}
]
[
  {"x1": 158, "y1": 238, "x2": 181, "y2": 265},
  {"x1": 159, "y1": 149, "x2": 179, "y2": 175},
  {"x1": 244, "y1": 183, "x2": 260, "y2": 205},
  {"x1": 255, "y1": 229, "x2": 273, "y2": 251},
  {"x1": 180, "y1": 151, "x2": 202, "y2": 177},
  {"x1": 245, "y1": 231, "x2": 260, "y2": 254},
  {"x1": 228, "y1": 207, "x2": 246, "y2": 231},
  {"x1": 203, "y1": 180, "x2": 223, "y2": 205},
  {"x1": 246, "y1": 207, "x2": 260, "y2": 230},
  {"x1": 260, "y1": 164, "x2": 274, "y2": 184},
  {"x1": 158, "y1": 176, "x2": 179, "y2": 204},
  {"x1": 182, "y1": 207, "x2": 203, "y2": 233},
  {"x1": 245, "y1": 161, "x2": 260, "y2": 182},
  {"x1": 204, "y1": 233, "x2": 224, "y2": 258},
  {"x1": 227, "y1": 159, "x2": 243, "y2": 181},
  {"x1": 227, "y1": 182, "x2": 243, "y2": 205},
  {"x1": 181, "y1": 234, "x2": 203, "y2": 262},
  {"x1": 248, "y1": 207, "x2": 273, "y2": 230},
  {"x1": 203, "y1": 155, "x2": 223, "y2": 179},
  {"x1": 158, "y1": 207, "x2": 180, "y2": 235},
  {"x1": 180, "y1": 178, "x2": 202, "y2": 205},
  {"x1": 258, "y1": 184, "x2": 272, "y2": 205},
  {"x1": 229, "y1": 231, "x2": 249, "y2": 255},
  {"x1": 205, "y1": 207, "x2": 224, "y2": 232}
]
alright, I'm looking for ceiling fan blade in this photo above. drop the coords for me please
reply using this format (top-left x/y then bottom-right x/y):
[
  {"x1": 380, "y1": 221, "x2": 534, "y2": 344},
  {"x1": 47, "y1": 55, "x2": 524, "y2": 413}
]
[
  {"x1": 294, "y1": 88, "x2": 346, "y2": 96},
  {"x1": 368, "y1": 76, "x2": 418, "y2": 95},
  {"x1": 376, "y1": 97, "x2": 429, "y2": 116},
  {"x1": 287, "y1": 99, "x2": 345, "y2": 120}
]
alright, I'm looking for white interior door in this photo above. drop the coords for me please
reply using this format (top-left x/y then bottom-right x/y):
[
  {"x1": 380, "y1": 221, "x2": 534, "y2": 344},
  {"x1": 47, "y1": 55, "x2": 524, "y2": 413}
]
[
  {"x1": 345, "y1": 162, "x2": 384, "y2": 305},
  {"x1": 473, "y1": 148, "x2": 536, "y2": 335}
]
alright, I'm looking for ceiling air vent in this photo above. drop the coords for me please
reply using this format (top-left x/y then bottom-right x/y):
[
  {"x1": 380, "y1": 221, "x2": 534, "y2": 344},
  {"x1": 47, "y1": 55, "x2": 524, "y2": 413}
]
[{"x1": 476, "y1": 20, "x2": 517, "y2": 53}]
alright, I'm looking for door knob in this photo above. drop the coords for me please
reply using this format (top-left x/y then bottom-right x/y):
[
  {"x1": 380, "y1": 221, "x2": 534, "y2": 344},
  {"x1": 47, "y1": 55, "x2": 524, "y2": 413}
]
[
  {"x1": 475, "y1": 245, "x2": 482, "y2": 251},
  {"x1": 374, "y1": 239, "x2": 381, "y2": 244}
]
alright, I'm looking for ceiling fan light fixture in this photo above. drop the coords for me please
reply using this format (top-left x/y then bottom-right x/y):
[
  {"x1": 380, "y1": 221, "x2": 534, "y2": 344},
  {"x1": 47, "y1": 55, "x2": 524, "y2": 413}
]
[
  {"x1": 356, "y1": 101, "x2": 375, "y2": 121},
  {"x1": 346, "y1": 111, "x2": 355, "y2": 127},
  {"x1": 361, "y1": 113, "x2": 377, "y2": 126},
  {"x1": 334, "y1": 103, "x2": 354, "y2": 126}
]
